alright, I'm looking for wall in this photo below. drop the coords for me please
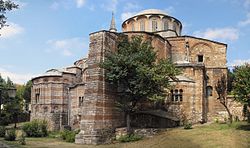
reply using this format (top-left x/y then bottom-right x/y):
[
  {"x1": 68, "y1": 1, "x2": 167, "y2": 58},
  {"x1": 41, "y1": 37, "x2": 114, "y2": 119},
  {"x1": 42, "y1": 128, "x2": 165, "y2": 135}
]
[
  {"x1": 167, "y1": 36, "x2": 228, "y2": 122},
  {"x1": 75, "y1": 31, "x2": 123, "y2": 144}
]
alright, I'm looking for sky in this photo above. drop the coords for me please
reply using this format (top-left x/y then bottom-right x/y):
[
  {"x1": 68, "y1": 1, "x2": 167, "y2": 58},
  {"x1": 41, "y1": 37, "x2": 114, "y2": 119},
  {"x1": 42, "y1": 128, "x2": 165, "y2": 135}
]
[{"x1": 0, "y1": 0, "x2": 250, "y2": 84}]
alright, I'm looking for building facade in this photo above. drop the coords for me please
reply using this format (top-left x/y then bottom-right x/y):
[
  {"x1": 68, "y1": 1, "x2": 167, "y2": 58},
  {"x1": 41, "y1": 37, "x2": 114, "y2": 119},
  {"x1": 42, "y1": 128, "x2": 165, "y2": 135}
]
[{"x1": 31, "y1": 9, "x2": 239, "y2": 144}]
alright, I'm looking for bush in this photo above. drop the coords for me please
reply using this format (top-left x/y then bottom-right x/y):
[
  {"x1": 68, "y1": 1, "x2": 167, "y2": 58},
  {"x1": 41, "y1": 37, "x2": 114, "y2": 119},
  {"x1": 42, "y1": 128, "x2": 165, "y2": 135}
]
[
  {"x1": 18, "y1": 132, "x2": 26, "y2": 145},
  {"x1": 0, "y1": 126, "x2": 6, "y2": 137},
  {"x1": 22, "y1": 120, "x2": 48, "y2": 137},
  {"x1": 184, "y1": 122, "x2": 193, "y2": 129},
  {"x1": 48, "y1": 131, "x2": 61, "y2": 138},
  {"x1": 117, "y1": 134, "x2": 143, "y2": 143},
  {"x1": 60, "y1": 130, "x2": 79, "y2": 143},
  {"x1": 4, "y1": 129, "x2": 16, "y2": 141}
]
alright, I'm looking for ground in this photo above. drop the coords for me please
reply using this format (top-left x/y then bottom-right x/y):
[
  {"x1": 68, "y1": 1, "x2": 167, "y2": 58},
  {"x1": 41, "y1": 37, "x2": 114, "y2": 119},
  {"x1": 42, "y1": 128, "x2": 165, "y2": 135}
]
[{"x1": 0, "y1": 122, "x2": 249, "y2": 148}]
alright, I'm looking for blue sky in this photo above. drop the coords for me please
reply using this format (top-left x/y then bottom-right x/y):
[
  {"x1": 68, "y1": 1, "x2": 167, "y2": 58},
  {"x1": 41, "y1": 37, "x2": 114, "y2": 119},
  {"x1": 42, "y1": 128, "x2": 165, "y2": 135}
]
[{"x1": 0, "y1": 0, "x2": 250, "y2": 84}]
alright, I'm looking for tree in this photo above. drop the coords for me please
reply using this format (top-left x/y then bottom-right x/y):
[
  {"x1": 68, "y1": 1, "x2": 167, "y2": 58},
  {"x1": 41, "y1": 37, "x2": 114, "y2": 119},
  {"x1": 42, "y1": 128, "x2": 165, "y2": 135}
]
[
  {"x1": 3, "y1": 95, "x2": 22, "y2": 128},
  {"x1": 0, "y1": 75, "x2": 20, "y2": 126},
  {"x1": 233, "y1": 64, "x2": 250, "y2": 122},
  {"x1": 16, "y1": 80, "x2": 32, "y2": 112},
  {"x1": 227, "y1": 69, "x2": 234, "y2": 93},
  {"x1": 23, "y1": 80, "x2": 32, "y2": 103},
  {"x1": 215, "y1": 74, "x2": 233, "y2": 123},
  {"x1": 0, "y1": 0, "x2": 18, "y2": 30},
  {"x1": 101, "y1": 36, "x2": 180, "y2": 132}
]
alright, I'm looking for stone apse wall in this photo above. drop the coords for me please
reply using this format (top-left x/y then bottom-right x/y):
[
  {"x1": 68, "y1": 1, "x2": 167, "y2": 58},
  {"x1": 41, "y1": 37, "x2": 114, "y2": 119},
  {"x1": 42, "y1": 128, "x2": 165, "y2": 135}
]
[{"x1": 31, "y1": 75, "x2": 73, "y2": 131}]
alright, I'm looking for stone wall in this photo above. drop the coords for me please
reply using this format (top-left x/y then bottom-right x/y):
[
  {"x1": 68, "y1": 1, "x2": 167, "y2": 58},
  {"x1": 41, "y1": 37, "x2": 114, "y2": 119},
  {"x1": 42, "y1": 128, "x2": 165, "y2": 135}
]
[
  {"x1": 167, "y1": 36, "x2": 228, "y2": 122},
  {"x1": 31, "y1": 74, "x2": 75, "y2": 131},
  {"x1": 75, "y1": 31, "x2": 123, "y2": 144},
  {"x1": 124, "y1": 32, "x2": 171, "y2": 60},
  {"x1": 167, "y1": 65, "x2": 205, "y2": 123},
  {"x1": 69, "y1": 84, "x2": 85, "y2": 130}
]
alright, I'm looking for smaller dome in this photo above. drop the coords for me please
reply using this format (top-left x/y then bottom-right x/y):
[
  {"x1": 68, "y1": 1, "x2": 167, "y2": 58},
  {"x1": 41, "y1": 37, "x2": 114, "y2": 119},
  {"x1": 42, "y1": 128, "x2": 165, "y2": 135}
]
[{"x1": 135, "y1": 9, "x2": 168, "y2": 16}]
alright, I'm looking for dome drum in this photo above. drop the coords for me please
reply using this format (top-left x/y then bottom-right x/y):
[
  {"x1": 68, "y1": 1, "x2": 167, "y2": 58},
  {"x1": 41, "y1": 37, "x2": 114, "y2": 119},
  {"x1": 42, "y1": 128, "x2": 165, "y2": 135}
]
[{"x1": 122, "y1": 9, "x2": 182, "y2": 37}]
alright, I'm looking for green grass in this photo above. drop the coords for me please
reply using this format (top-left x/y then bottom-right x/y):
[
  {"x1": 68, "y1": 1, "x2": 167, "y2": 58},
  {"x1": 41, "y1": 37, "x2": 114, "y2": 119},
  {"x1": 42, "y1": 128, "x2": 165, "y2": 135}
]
[{"x1": 0, "y1": 121, "x2": 249, "y2": 148}]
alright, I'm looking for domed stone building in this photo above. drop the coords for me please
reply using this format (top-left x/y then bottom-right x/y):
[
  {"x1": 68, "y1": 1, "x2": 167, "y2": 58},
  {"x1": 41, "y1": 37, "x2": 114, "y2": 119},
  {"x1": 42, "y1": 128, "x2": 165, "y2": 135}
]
[
  {"x1": 122, "y1": 9, "x2": 182, "y2": 37},
  {"x1": 30, "y1": 9, "x2": 241, "y2": 144}
]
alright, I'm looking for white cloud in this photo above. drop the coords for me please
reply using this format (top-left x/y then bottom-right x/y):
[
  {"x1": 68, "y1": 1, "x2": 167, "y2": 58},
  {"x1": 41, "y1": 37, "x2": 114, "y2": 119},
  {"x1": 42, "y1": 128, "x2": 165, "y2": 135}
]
[
  {"x1": 46, "y1": 37, "x2": 88, "y2": 57},
  {"x1": 228, "y1": 59, "x2": 250, "y2": 67},
  {"x1": 0, "y1": 67, "x2": 35, "y2": 84},
  {"x1": 193, "y1": 27, "x2": 239, "y2": 41},
  {"x1": 164, "y1": 6, "x2": 175, "y2": 15},
  {"x1": 50, "y1": 0, "x2": 86, "y2": 9},
  {"x1": 123, "y1": 2, "x2": 140, "y2": 11},
  {"x1": 76, "y1": 0, "x2": 86, "y2": 8},
  {"x1": 0, "y1": 23, "x2": 24, "y2": 38},
  {"x1": 238, "y1": 13, "x2": 250, "y2": 26},
  {"x1": 121, "y1": 12, "x2": 136, "y2": 21},
  {"x1": 50, "y1": 1, "x2": 59, "y2": 10},
  {"x1": 101, "y1": 0, "x2": 118, "y2": 12}
]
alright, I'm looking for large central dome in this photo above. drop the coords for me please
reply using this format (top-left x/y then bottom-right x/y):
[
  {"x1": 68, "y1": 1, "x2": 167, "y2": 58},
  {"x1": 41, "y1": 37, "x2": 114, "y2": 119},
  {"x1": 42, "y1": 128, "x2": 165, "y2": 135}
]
[
  {"x1": 122, "y1": 9, "x2": 182, "y2": 38},
  {"x1": 134, "y1": 9, "x2": 169, "y2": 17}
]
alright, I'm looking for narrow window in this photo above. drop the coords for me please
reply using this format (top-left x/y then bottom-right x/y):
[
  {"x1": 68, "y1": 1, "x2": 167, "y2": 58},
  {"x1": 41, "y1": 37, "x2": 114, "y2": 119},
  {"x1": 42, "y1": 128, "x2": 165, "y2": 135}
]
[
  {"x1": 206, "y1": 86, "x2": 213, "y2": 97},
  {"x1": 131, "y1": 22, "x2": 135, "y2": 31},
  {"x1": 198, "y1": 55, "x2": 203, "y2": 62},
  {"x1": 152, "y1": 19, "x2": 157, "y2": 32},
  {"x1": 173, "y1": 23, "x2": 176, "y2": 31},
  {"x1": 35, "y1": 88, "x2": 40, "y2": 104},
  {"x1": 79, "y1": 96, "x2": 84, "y2": 107},
  {"x1": 171, "y1": 90, "x2": 174, "y2": 102},
  {"x1": 174, "y1": 89, "x2": 179, "y2": 102},
  {"x1": 179, "y1": 89, "x2": 183, "y2": 102},
  {"x1": 163, "y1": 20, "x2": 168, "y2": 30},
  {"x1": 140, "y1": 20, "x2": 145, "y2": 31}
]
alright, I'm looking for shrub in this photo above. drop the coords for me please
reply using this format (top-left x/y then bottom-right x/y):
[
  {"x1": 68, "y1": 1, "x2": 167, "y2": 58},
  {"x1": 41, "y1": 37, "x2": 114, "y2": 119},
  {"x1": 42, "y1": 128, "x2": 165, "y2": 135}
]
[
  {"x1": 0, "y1": 126, "x2": 6, "y2": 137},
  {"x1": 4, "y1": 129, "x2": 16, "y2": 141},
  {"x1": 22, "y1": 120, "x2": 48, "y2": 137},
  {"x1": 214, "y1": 118, "x2": 219, "y2": 123},
  {"x1": 117, "y1": 134, "x2": 143, "y2": 143},
  {"x1": 184, "y1": 122, "x2": 193, "y2": 129},
  {"x1": 48, "y1": 131, "x2": 61, "y2": 138},
  {"x1": 18, "y1": 132, "x2": 26, "y2": 145},
  {"x1": 60, "y1": 130, "x2": 79, "y2": 143}
]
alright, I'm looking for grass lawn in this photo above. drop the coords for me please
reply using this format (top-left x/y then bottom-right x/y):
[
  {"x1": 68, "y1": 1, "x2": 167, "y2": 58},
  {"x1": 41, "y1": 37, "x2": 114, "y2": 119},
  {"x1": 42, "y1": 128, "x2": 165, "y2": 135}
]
[{"x1": 0, "y1": 121, "x2": 249, "y2": 148}]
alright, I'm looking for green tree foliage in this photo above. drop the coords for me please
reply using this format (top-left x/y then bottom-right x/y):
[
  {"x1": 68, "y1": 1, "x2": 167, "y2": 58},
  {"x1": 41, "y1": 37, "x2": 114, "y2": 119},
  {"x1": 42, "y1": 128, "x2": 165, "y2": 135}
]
[
  {"x1": 101, "y1": 36, "x2": 180, "y2": 131},
  {"x1": 0, "y1": 74, "x2": 22, "y2": 126},
  {"x1": 22, "y1": 120, "x2": 48, "y2": 137},
  {"x1": 232, "y1": 64, "x2": 250, "y2": 122},
  {"x1": 227, "y1": 69, "x2": 234, "y2": 93},
  {"x1": 0, "y1": 0, "x2": 18, "y2": 29},
  {"x1": 233, "y1": 64, "x2": 250, "y2": 104},
  {"x1": 215, "y1": 74, "x2": 233, "y2": 123},
  {"x1": 23, "y1": 80, "x2": 32, "y2": 103}
]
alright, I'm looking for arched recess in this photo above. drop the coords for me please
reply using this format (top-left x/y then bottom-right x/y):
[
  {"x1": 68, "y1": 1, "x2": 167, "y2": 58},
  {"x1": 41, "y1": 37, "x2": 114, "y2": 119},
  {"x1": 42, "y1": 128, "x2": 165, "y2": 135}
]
[
  {"x1": 206, "y1": 86, "x2": 213, "y2": 97},
  {"x1": 189, "y1": 42, "x2": 213, "y2": 64}
]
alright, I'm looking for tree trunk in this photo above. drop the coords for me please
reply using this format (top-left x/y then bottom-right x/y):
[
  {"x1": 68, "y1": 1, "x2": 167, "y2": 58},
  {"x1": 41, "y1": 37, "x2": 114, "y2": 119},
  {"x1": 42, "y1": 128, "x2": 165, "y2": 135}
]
[
  {"x1": 126, "y1": 113, "x2": 131, "y2": 134},
  {"x1": 222, "y1": 103, "x2": 232, "y2": 124}
]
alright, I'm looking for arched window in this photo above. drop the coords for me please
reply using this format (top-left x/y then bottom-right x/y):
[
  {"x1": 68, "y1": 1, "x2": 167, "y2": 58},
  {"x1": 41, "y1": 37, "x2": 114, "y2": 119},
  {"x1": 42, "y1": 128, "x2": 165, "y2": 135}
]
[
  {"x1": 206, "y1": 86, "x2": 213, "y2": 97},
  {"x1": 152, "y1": 19, "x2": 157, "y2": 32},
  {"x1": 163, "y1": 20, "x2": 168, "y2": 30},
  {"x1": 170, "y1": 89, "x2": 184, "y2": 102},
  {"x1": 79, "y1": 96, "x2": 84, "y2": 107},
  {"x1": 140, "y1": 20, "x2": 145, "y2": 31},
  {"x1": 179, "y1": 89, "x2": 183, "y2": 101},
  {"x1": 131, "y1": 22, "x2": 135, "y2": 31},
  {"x1": 173, "y1": 24, "x2": 176, "y2": 31}
]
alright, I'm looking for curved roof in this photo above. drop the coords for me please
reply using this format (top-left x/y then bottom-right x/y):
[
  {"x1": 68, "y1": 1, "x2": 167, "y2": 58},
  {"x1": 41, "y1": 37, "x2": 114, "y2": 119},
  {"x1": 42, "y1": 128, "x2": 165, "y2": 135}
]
[{"x1": 135, "y1": 9, "x2": 168, "y2": 16}]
